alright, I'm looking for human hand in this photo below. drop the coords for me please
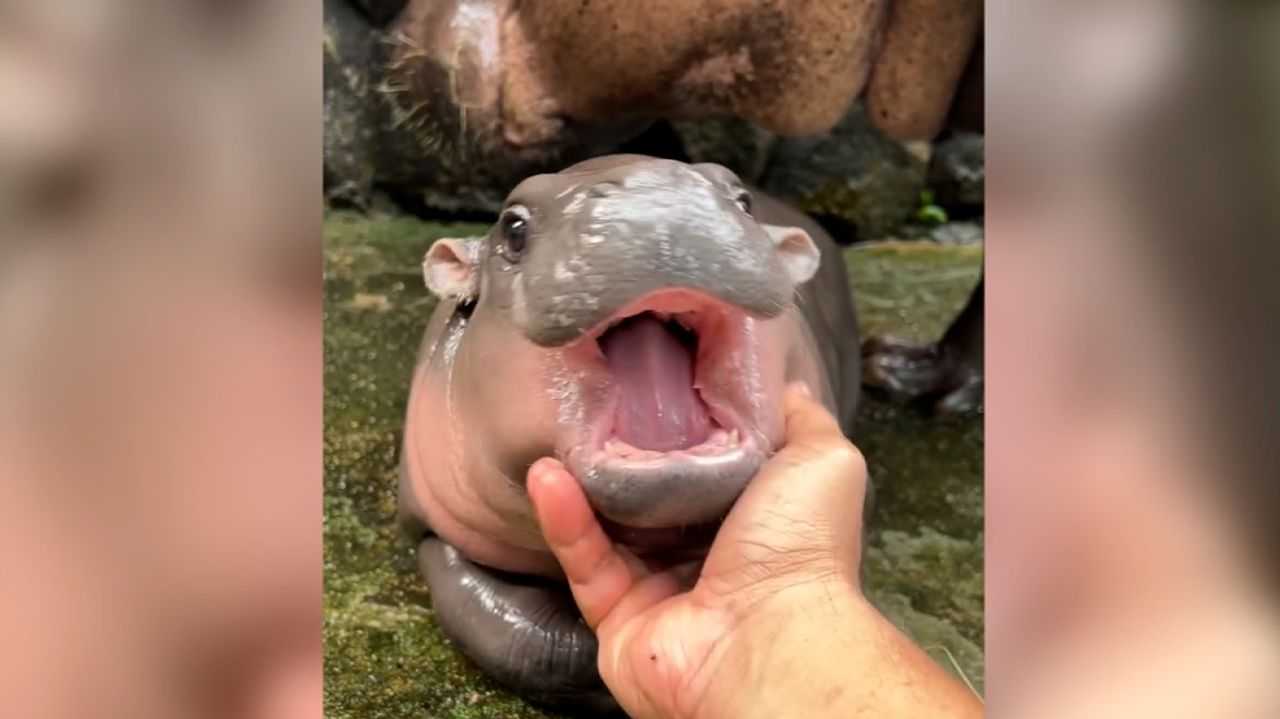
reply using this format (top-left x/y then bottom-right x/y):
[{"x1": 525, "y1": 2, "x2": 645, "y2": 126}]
[{"x1": 528, "y1": 385, "x2": 880, "y2": 719}]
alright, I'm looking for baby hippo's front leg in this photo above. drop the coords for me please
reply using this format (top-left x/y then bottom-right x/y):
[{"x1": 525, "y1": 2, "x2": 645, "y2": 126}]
[{"x1": 417, "y1": 537, "x2": 620, "y2": 713}]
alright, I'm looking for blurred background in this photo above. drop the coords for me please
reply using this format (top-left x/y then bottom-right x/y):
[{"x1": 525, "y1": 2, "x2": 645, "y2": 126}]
[
  {"x1": 2, "y1": 1, "x2": 1279, "y2": 718},
  {"x1": 0, "y1": 2, "x2": 320, "y2": 718},
  {"x1": 987, "y1": 1, "x2": 1280, "y2": 716}
]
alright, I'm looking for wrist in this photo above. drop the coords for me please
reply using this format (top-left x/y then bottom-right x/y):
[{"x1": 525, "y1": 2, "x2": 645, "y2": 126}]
[{"x1": 694, "y1": 581, "x2": 982, "y2": 719}]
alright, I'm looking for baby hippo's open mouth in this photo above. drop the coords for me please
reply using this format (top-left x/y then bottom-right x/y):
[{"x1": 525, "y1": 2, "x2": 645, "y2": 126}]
[
  {"x1": 562, "y1": 290, "x2": 767, "y2": 533},
  {"x1": 600, "y1": 311, "x2": 716, "y2": 452}
]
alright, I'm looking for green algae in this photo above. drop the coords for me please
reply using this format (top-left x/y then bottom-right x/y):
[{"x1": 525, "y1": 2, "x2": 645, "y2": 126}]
[
  {"x1": 846, "y1": 239, "x2": 984, "y2": 692},
  {"x1": 324, "y1": 210, "x2": 985, "y2": 715},
  {"x1": 846, "y1": 239, "x2": 984, "y2": 343},
  {"x1": 793, "y1": 162, "x2": 924, "y2": 240}
]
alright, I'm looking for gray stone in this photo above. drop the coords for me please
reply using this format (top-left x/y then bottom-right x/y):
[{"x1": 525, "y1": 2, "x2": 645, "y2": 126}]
[
  {"x1": 762, "y1": 103, "x2": 927, "y2": 242},
  {"x1": 928, "y1": 132, "x2": 984, "y2": 210},
  {"x1": 930, "y1": 221, "x2": 983, "y2": 246},
  {"x1": 672, "y1": 118, "x2": 776, "y2": 184},
  {"x1": 323, "y1": 0, "x2": 380, "y2": 207}
]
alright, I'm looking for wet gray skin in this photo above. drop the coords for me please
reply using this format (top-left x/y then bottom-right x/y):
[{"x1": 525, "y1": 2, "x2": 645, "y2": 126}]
[{"x1": 399, "y1": 155, "x2": 861, "y2": 709}]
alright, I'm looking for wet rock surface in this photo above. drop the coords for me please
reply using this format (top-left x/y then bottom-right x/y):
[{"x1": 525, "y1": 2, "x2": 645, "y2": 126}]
[
  {"x1": 672, "y1": 118, "x2": 776, "y2": 185},
  {"x1": 324, "y1": 211, "x2": 984, "y2": 716},
  {"x1": 930, "y1": 221, "x2": 984, "y2": 246},
  {"x1": 762, "y1": 104, "x2": 927, "y2": 242},
  {"x1": 323, "y1": 0, "x2": 381, "y2": 207},
  {"x1": 929, "y1": 132, "x2": 985, "y2": 213}
]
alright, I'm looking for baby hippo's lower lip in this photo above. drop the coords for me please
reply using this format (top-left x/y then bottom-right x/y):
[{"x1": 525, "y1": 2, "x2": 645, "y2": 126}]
[{"x1": 567, "y1": 433, "x2": 765, "y2": 529}]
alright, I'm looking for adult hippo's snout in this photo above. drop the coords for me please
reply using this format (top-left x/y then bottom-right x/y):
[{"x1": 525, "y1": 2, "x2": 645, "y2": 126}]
[{"x1": 403, "y1": 154, "x2": 861, "y2": 708}]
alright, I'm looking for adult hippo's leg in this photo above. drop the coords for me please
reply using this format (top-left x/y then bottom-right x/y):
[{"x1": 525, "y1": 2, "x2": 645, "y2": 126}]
[
  {"x1": 863, "y1": 277, "x2": 984, "y2": 414},
  {"x1": 418, "y1": 538, "x2": 620, "y2": 713},
  {"x1": 933, "y1": 279, "x2": 984, "y2": 414},
  {"x1": 864, "y1": 0, "x2": 983, "y2": 141}
]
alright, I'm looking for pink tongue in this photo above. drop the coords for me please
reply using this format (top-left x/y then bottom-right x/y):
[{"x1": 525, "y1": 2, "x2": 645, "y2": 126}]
[{"x1": 600, "y1": 314, "x2": 713, "y2": 451}]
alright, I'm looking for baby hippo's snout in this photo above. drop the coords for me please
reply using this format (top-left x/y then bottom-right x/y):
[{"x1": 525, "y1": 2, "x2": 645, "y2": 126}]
[{"x1": 511, "y1": 158, "x2": 820, "y2": 348}]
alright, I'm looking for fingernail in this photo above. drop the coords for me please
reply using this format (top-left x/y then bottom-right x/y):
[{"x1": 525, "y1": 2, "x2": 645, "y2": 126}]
[
  {"x1": 792, "y1": 382, "x2": 812, "y2": 398},
  {"x1": 527, "y1": 458, "x2": 555, "y2": 485}
]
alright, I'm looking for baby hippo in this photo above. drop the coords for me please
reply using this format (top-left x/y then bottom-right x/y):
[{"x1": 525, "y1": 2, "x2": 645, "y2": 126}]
[{"x1": 399, "y1": 155, "x2": 860, "y2": 709}]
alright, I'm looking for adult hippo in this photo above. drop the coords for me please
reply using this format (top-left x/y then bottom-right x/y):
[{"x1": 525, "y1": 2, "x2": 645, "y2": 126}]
[
  {"x1": 398, "y1": 155, "x2": 861, "y2": 709},
  {"x1": 325, "y1": 0, "x2": 982, "y2": 209}
]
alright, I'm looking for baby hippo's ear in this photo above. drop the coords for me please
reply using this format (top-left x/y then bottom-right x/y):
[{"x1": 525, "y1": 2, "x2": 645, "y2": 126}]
[
  {"x1": 423, "y1": 237, "x2": 483, "y2": 301},
  {"x1": 765, "y1": 225, "x2": 821, "y2": 285}
]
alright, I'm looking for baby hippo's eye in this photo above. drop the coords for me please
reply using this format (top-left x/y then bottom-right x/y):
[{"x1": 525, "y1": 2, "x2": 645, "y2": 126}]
[
  {"x1": 499, "y1": 206, "x2": 530, "y2": 261},
  {"x1": 734, "y1": 191, "x2": 752, "y2": 215}
]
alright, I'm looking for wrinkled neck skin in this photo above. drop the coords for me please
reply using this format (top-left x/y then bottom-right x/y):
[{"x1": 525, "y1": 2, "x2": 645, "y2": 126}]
[{"x1": 401, "y1": 295, "x2": 834, "y2": 578}]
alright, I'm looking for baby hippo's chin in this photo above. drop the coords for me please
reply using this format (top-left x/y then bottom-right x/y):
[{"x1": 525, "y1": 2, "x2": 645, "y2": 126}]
[
  {"x1": 565, "y1": 428, "x2": 768, "y2": 530},
  {"x1": 598, "y1": 515, "x2": 721, "y2": 561}
]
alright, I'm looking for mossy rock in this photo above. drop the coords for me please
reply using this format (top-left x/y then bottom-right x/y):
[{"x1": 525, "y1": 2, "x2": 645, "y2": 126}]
[
  {"x1": 928, "y1": 132, "x2": 985, "y2": 212},
  {"x1": 762, "y1": 104, "x2": 927, "y2": 242}
]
